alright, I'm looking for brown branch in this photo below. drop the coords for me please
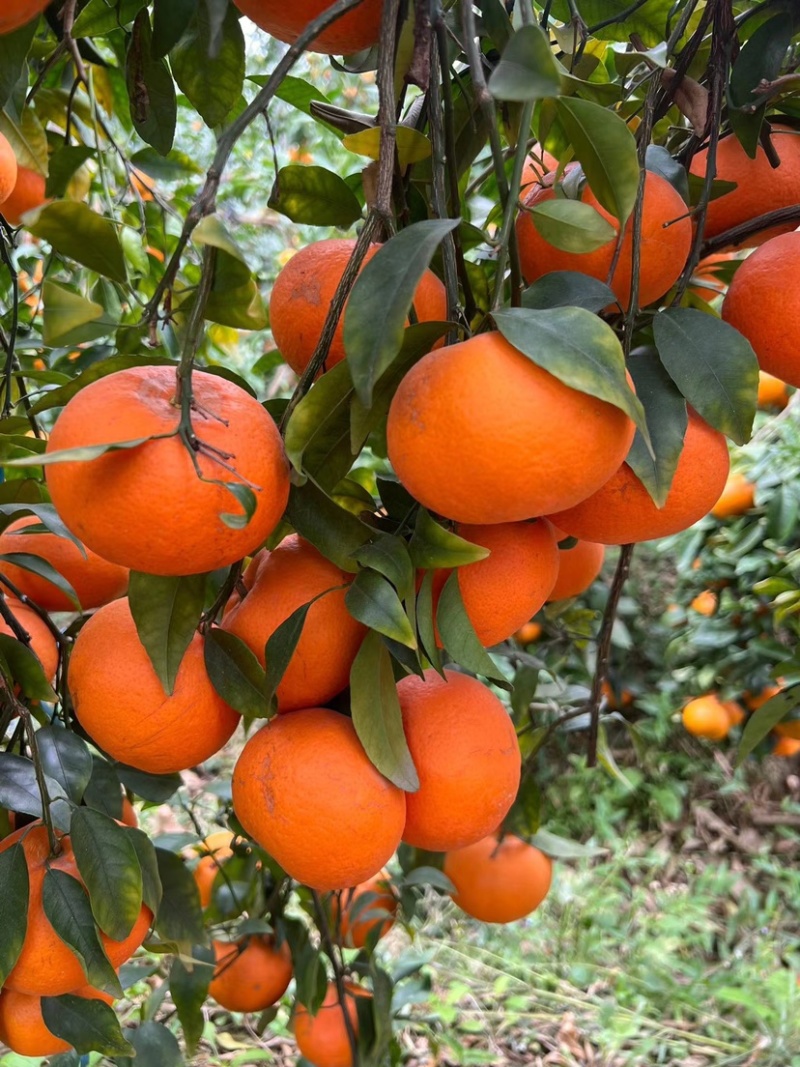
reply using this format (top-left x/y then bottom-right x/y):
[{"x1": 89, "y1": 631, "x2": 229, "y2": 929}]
[
  {"x1": 375, "y1": 0, "x2": 402, "y2": 224},
  {"x1": 700, "y1": 204, "x2": 800, "y2": 255}
]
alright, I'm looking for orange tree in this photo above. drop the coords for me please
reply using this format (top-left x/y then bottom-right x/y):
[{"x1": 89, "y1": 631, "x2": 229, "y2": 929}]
[{"x1": 0, "y1": 0, "x2": 799, "y2": 1063}]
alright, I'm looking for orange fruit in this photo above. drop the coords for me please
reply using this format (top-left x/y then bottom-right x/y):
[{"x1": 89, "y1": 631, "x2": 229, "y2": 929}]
[
  {"x1": 744, "y1": 683, "x2": 784, "y2": 712},
  {"x1": 192, "y1": 830, "x2": 235, "y2": 908},
  {"x1": 549, "y1": 409, "x2": 730, "y2": 544},
  {"x1": 0, "y1": 1, "x2": 48, "y2": 34},
  {"x1": 68, "y1": 597, "x2": 240, "y2": 775},
  {"x1": 209, "y1": 936, "x2": 293, "y2": 1013},
  {"x1": 723, "y1": 701, "x2": 745, "y2": 728},
  {"x1": 681, "y1": 695, "x2": 730, "y2": 741},
  {"x1": 293, "y1": 981, "x2": 370, "y2": 1067},
  {"x1": 711, "y1": 471, "x2": 755, "y2": 519},
  {"x1": 0, "y1": 596, "x2": 59, "y2": 683},
  {"x1": 221, "y1": 534, "x2": 366, "y2": 712},
  {"x1": 689, "y1": 126, "x2": 800, "y2": 245},
  {"x1": 233, "y1": 0, "x2": 383, "y2": 54},
  {"x1": 270, "y1": 239, "x2": 447, "y2": 376},
  {"x1": 515, "y1": 169, "x2": 692, "y2": 309},
  {"x1": 232, "y1": 707, "x2": 406, "y2": 891},
  {"x1": 774, "y1": 735, "x2": 800, "y2": 757},
  {"x1": 690, "y1": 589, "x2": 717, "y2": 616},
  {"x1": 0, "y1": 131, "x2": 18, "y2": 205},
  {"x1": 120, "y1": 795, "x2": 138, "y2": 828},
  {"x1": 0, "y1": 516, "x2": 129, "y2": 611},
  {"x1": 0, "y1": 985, "x2": 113, "y2": 1057},
  {"x1": 386, "y1": 331, "x2": 636, "y2": 524},
  {"x1": 130, "y1": 168, "x2": 155, "y2": 201},
  {"x1": 45, "y1": 365, "x2": 290, "y2": 576},
  {"x1": 398, "y1": 669, "x2": 521, "y2": 852},
  {"x1": 1, "y1": 166, "x2": 47, "y2": 225},
  {"x1": 722, "y1": 232, "x2": 800, "y2": 387},
  {"x1": 601, "y1": 680, "x2": 634, "y2": 710},
  {"x1": 546, "y1": 527, "x2": 605, "y2": 601},
  {"x1": 688, "y1": 251, "x2": 739, "y2": 302},
  {"x1": 774, "y1": 718, "x2": 800, "y2": 741},
  {"x1": 514, "y1": 621, "x2": 542, "y2": 644},
  {"x1": 330, "y1": 869, "x2": 397, "y2": 948},
  {"x1": 443, "y1": 834, "x2": 552, "y2": 923},
  {"x1": 429, "y1": 520, "x2": 558, "y2": 646},
  {"x1": 520, "y1": 147, "x2": 559, "y2": 194},
  {"x1": 0, "y1": 821, "x2": 152, "y2": 995},
  {"x1": 757, "y1": 371, "x2": 790, "y2": 410}
]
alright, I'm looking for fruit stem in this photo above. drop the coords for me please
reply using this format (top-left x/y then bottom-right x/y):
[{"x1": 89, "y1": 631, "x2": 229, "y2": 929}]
[
  {"x1": 311, "y1": 889, "x2": 360, "y2": 1066},
  {"x1": 175, "y1": 245, "x2": 218, "y2": 439},
  {"x1": 22, "y1": 708, "x2": 59, "y2": 855}
]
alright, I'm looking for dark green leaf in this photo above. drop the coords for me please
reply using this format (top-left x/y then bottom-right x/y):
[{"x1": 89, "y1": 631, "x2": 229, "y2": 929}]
[
  {"x1": 0, "y1": 563, "x2": 78, "y2": 612},
  {"x1": 115, "y1": 764, "x2": 182, "y2": 804},
  {"x1": 204, "y1": 628, "x2": 267, "y2": 719},
  {"x1": 28, "y1": 202, "x2": 126, "y2": 282},
  {"x1": 126, "y1": 11, "x2": 177, "y2": 155},
  {"x1": 0, "y1": 633, "x2": 58, "y2": 702},
  {"x1": 728, "y1": 13, "x2": 793, "y2": 156},
  {"x1": 343, "y1": 219, "x2": 458, "y2": 408},
  {"x1": 43, "y1": 994, "x2": 134, "y2": 1057},
  {"x1": 169, "y1": 948, "x2": 214, "y2": 1055},
  {"x1": 556, "y1": 97, "x2": 639, "y2": 223},
  {"x1": 436, "y1": 573, "x2": 509, "y2": 686},
  {"x1": 346, "y1": 570, "x2": 417, "y2": 648},
  {"x1": 286, "y1": 482, "x2": 371, "y2": 573},
  {"x1": 521, "y1": 271, "x2": 617, "y2": 313},
  {"x1": 738, "y1": 687, "x2": 800, "y2": 765},
  {"x1": 70, "y1": 808, "x2": 144, "y2": 941},
  {"x1": 505, "y1": 774, "x2": 542, "y2": 836},
  {"x1": 0, "y1": 751, "x2": 67, "y2": 817},
  {"x1": 269, "y1": 165, "x2": 362, "y2": 227},
  {"x1": 128, "y1": 572, "x2": 207, "y2": 695},
  {"x1": 0, "y1": 18, "x2": 39, "y2": 110},
  {"x1": 350, "y1": 631, "x2": 419, "y2": 791},
  {"x1": 645, "y1": 144, "x2": 689, "y2": 203},
  {"x1": 153, "y1": 848, "x2": 206, "y2": 946},
  {"x1": 530, "y1": 199, "x2": 617, "y2": 252},
  {"x1": 488, "y1": 23, "x2": 562, "y2": 101},
  {"x1": 284, "y1": 361, "x2": 357, "y2": 491},
  {"x1": 477, "y1": 0, "x2": 513, "y2": 51},
  {"x1": 0, "y1": 843, "x2": 29, "y2": 985},
  {"x1": 171, "y1": 5, "x2": 245, "y2": 129},
  {"x1": 116, "y1": 1020, "x2": 184, "y2": 1067},
  {"x1": 415, "y1": 571, "x2": 443, "y2": 675},
  {"x1": 352, "y1": 535, "x2": 414, "y2": 600},
  {"x1": 152, "y1": 0, "x2": 197, "y2": 56},
  {"x1": 625, "y1": 349, "x2": 689, "y2": 507},
  {"x1": 408, "y1": 509, "x2": 489, "y2": 569},
  {"x1": 41, "y1": 870, "x2": 123, "y2": 997},
  {"x1": 37, "y1": 726, "x2": 93, "y2": 804},
  {"x1": 73, "y1": 0, "x2": 147, "y2": 35},
  {"x1": 652, "y1": 307, "x2": 758, "y2": 444},
  {"x1": 125, "y1": 826, "x2": 163, "y2": 915}
]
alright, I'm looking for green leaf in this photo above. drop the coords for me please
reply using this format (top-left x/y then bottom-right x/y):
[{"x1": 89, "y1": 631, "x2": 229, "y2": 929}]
[
  {"x1": 0, "y1": 634, "x2": 58, "y2": 702},
  {"x1": 7, "y1": 433, "x2": 159, "y2": 469},
  {"x1": 204, "y1": 629, "x2": 267, "y2": 720},
  {"x1": 342, "y1": 126, "x2": 432, "y2": 168},
  {"x1": 115, "y1": 764, "x2": 182, "y2": 804},
  {"x1": 171, "y1": 5, "x2": 245, "y2": 129},
  {"x1": 28, "y1": 202, "x2": 126, "y2": 282},
  {"x1": 408, "y1": 509, "x2": 489, "y2": 569},
  {"x1": 269, "y1": 165, "x2": 363, "y2": 227},
  {"x1": 652, "y1": 308, "x2": 758, "y2": 445},
  {"x1": 549, "y1": 0, "x2": 682, "y2": 48},
  {"x1": 42, "y1": 995, "x2": 134, "y2": 1057},
  {"x1": 153, "y1": 849, "x2": 206, "y2": 947},
  {"x1": 0, "y1": 98, "x2": 46, "y2": 173},
  {"x1": 284, "y1": 361, "x2": 356, "y2": 491},
  {"x1": 737, "y1": 687, "x2": 800, "y2": 765},
  {"x1": 352, "y1": 535, "x2": 414, "y2": 600},
  {"x1": 346, "y1": 569, "x2": 416, "y2": 649},
  {"x1": 169, "y1": 948, "x2": 214, "y2": 1056},
  {"x1": 625, "y1": 350, "x2": 688, "y2": 508},
  {"x1": 82, "y1": 755, "x2": 124, "y2": 819},
  {"x1": 350, "y1": 631, "x2": 419, "y2": 791},
  {"x1": 41, "y1": 870, "x2": 123, "y2": 997},
  {"x1": 36, "y1": 726, "x2": 92, "y2": 804},
  {"x1": 0, "y1": 550, "x2": 81, "y2": 607},
  {"x1": 286, "y1": 482, "x2": 371, "y2": 573},
  {"x1": 0, "y1": 751, "x2": 67, "y2": 817},
  {"x1": 152, "y1": 0, "x2": 196, "y2": 56},
  {"x1": 529, "y1": 828, "x2": 607, "y2": 859},
  {"x1": 488, "y1": 23, "x2": 562, "y2": 101},
  {"x1": 125, "y1": 827, "x2": 163, "y2": 915},
  {"x1": 73, "y1": 0, "x2": 146, "y2": 35},
  {"x1": 128, "y1": 572, "x2": 208, "y2": 696},
  {"x1": 645, "y1": 144, "x2": 689, "y2": 203},
  {"x1": 522, "y1": 271, "x2": 617, "y2": 313},
  {"x1": 505, "y1": 774, "x2": 542, "y2": 836},
  {"x1": 0, "y1": 18, "x2": 39, "y2": 110},
  {"x1": 0, "y1": 843, "x2": 29, "y2": 986},
  {"x1": 70, "y1": 809, "x2": 144, "y2": 942},
  {"x1": 415, "y1": 570, "x2": 443, "y2": 675},
  {"x1": 555, "y1": 97, "x2": 639, "y2": 223},
  {"x1": 116, "y1": 1020, "x2": 184, "y2": 1067},
  {"x1": 436, "y1": 574, "x2": 509, "y2": 686},
  {"x1": 274, "y1": 74, "x2": 332, "y2": 122},
  {"x1": 728, "y1": 13, "x2": 793, "y2": 157},
  {"x1": 343, "y1": 219, "x2": 458, "y2": 408},
  {"x1": 530, "y1": 198, "x2": 617, "y2": 253},
  {"x1": 41, "y1": 280, "x2": 109, "y2": 348},
  {"x1": 126, "y1": 11, "x2": 177, "y2": 156},
  {"x1": 493, "y1": 307, "x2": 648, "y2": 441}
]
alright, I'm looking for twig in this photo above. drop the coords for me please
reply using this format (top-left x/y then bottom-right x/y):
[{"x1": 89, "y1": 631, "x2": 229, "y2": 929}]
[
  {"x1": 700, "y1": 204, "x2": 800, "y2": 255},
  {"x1": 311, "y1": 890, "x2": 359, "y2": 1066},
  {"x1": 587, "y1": 545, "x2": 634, "y2": 767}
]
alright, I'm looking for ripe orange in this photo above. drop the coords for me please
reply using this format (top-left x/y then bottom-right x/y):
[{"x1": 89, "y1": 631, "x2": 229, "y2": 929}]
[
  {"x1": 723, "y1": 701, "x2": 745, "y2": 728},
  {"x1": 270, "y1": 239, "x2": 447, "y2": 376},
  {"x1": 192, "y1": 829, "x2": 235, "y2": 908},
  {"x1": 0, "y1": 1, "x2": 48, "y2": 34},
  {"x1": 232, "y1": 708, "x2": 406, "y2": 891},
  {"x1": 221, "y1": 534, "x2": 366, "y2": 712},
  {"x1": 398, "y1": 669, "x2": 521, "y2": 852},
  {"x1": 546, "y1": 527, "x2": 605, "y2": 601},
  {"x1": 120, "y1": 795, "x2": 138, "y2": 828},
  {"x1": 0, "y1": 597, "x2": 58, "y2": 683},
  {"x1": 514, "y1": 621, "x2": 542, "y2": 644},
  {"x1": 1, "y1": 166, "x2": 47, "y2": 225},
  {"x1": 515, "y1": 169, "x2": 692, "y2": 309},
  {"x1": 722, "y1": 233, "x2": 800, "y2": 387},
  {"x1": 233, "y1": 0, "x2": 383, "y2": 54},
  {"x1": 330, "y1": 869, "x2": 397, "y2": 948},
  {"x1": 293, "y1": 981, "x2": 370, "y2": 1067},
  {"x1": 209, "y1": 936, "x2": 293, "y2": 1013},
  {"x1": 774, "y1": 735, "x2": 800, "y2": 757},
  {"x1": 744, "y1": 683, "x2": 784, "y2": 712},
  {"x1": 711, "y1": 472, "x2": 755, "y2": 519},
  {"x1": 681, "y1": 695, "x2": 730, "y2": 741},
  {"x1": 45, "y1": 366, "x2": 290, "y2": 576},
  {"x1": 387, "y1": 331, "x2": 635, "y2": 524},
  {"x1": 549, "y1": 409, "x2": 730, "y2": 544},
  {"x1": 0, "y1": 821, "x2": 152, "y2": 995},
  {"x1": 690, "y1": 589, "x2": 717, "y2": 616},
  {"x1": 0, "y1": 516, "x2": 129, "y2": 611},
  {"x1": 429, "y1": 520, "x2": 558, "y2": 646},
  {"x1": 443, "y1": 834, "x2": 552, "y2": 924},
  {"x1": 689, "y1": 126, "x2": 800, "y2": 245},
  {"x1": 757, "y1": 371, "x2": 790, "y2": 410},
  {"x1": 68, "y1": 597, "x2": 240, "y2": 775},
  {"x1": 774, "y1": 719, "x2": 800, "y2": 741},
  {"x1": 688, "y1": 252, "x2": 739, "y2": 302},
  {"x1": 0, "y1": 131, "x2": 18, "y2": 205},
  {"x1": 0, "y1": 985, "x2": 113, "y2": 1056}
]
